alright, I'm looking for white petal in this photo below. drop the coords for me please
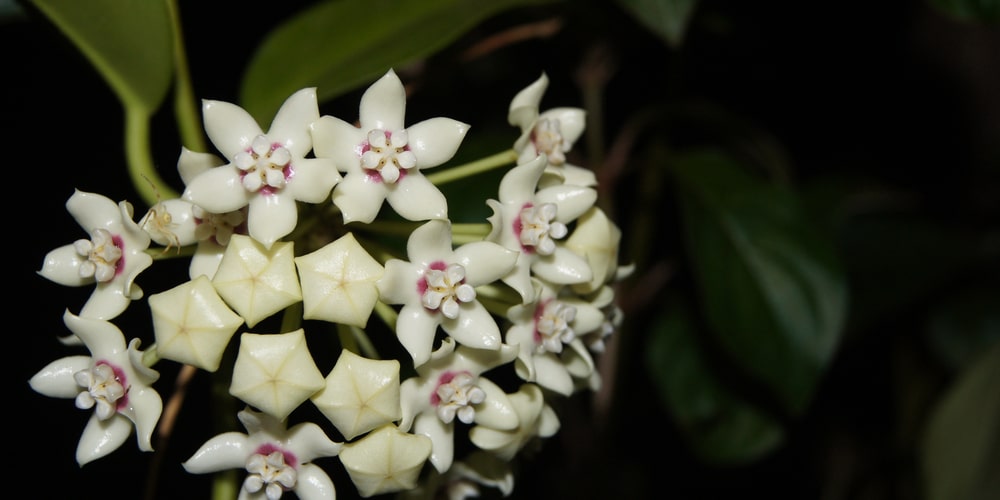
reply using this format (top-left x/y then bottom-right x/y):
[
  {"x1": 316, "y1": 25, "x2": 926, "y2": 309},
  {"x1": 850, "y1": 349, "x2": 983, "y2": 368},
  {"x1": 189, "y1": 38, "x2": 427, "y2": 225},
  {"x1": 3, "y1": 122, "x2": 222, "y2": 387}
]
[
  {"x1": 507, "y1": 72, "x2": 547, "y2": 129},
  {"x1": 441, "y1": 301, "x2": 501, "y2": 351},
  {"x1": 29, "y1": 355, "x2": 91, "y2": 398},
  {"x1": 535, "y1": 184, "x2": 598, "y2": 223},
  {"x1": 148, "y1": 275, "x2": 243, "y2": 371},
  {"x1": 285, "y1": 421, "x2": 344, "y2": 462},
  {"x1": 66, "y1": 190, "x2": 122, "y2": 234},
  {"x1": 294, "y1": 463, "x2": 337, "y2": 500},
  {"x1": 182, "y1": 431, "x2": 251, "y2": 473},
  {"x1": 406, "y1": 220, "x2": 454, "y2": 264},
  {"x1": 395, "y1": 304, "x2": 440, "y2": 368},
  {"x1": 126, "y1": 384, "x2": 163, "y2": 451},
  {"x1": 212, "y1": 236, "x2": 302, "y2": 327},
  {"x1": 76, "y1": 413, "x2": 132, "y2": 466},
  {"x1": 182, "y1": 165, "x2": 250, "y2": 214},
  {"x1": 310, "y1": 116, "x2": 366, "y2": 171},
  {"x1": 472, "y1": 378, "x2": 519, "y2": 431},
  {"x1": 246, "y1": 193, "x2": 297, "y2": 250},
  {"x1": 413, "y1": 411, "x2": 454, "y2": 473},
  {"x1": 38, "y1": 244, "x2": 89, "y2": 287},
  {"x1": 285, "y1": 157, "x2": 341, "y2": 203},
  {"x1": 452, "y1": 241, "x2": 518, "y2": 286},
  {"x1": 268, "y1": 88, "x2": 319, "y2": 158},
  {"x1": 359, "y1": 69, "x2": 406, "y2": 131},
  {"x1": 497, "y1": 155, "x2": 546, "y2": 204},
  {"x1": 376, "y1": 259, "x2": 422, "y2": 306},
  {"x1": 177, "y1": 147, "x2": 225, "y2": 185},
  {"x1": 533, "y1": 353, "x2": 575, "y2": 396},
  {"x1": 404, "y1": 117, "x2": 470, "y2": 169},
  {"x1": 332, "y1": 174, "x2": 387, "y2": 224},
  {"x1": 385, "y1": 174, "x2": 448, "y2": 221},
  {"x1": 530, "y1": 246, "x2": 593, "y2": 285},
  {"x1": 538, "y1": 107, "x2": 586, "y2": 146},
  {"x1": 229, "y1": 330, "x2": 325, "y2": 420},
  {"x1": 203, "y1": 99, "x2": 263, "y2": 160}
]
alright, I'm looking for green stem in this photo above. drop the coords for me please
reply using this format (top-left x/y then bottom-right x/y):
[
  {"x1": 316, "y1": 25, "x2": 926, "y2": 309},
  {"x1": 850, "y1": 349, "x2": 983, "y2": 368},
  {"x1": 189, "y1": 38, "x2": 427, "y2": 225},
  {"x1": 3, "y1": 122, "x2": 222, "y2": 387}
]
[
  {"x1": 126, "y1": 106, "x2": 180, "y2": 206},
  {"x1": 281, "y1": 302, "x2": 303, "y2": 333},
  {"x1": 425, "y1": 149, "x2": 518, "y2": 185},
  {"x1": 373, "y1": 300, "x2": 398, "y2": 334},
  {"x1": 338, "y1": 323, "x2": 359, "y2": 354},
  {"x1": 165, "y1": 0, "x2": 205, "y2": 153},
  {"x1": 350, "y1": 325, "x2": 380, "y2": 360}
]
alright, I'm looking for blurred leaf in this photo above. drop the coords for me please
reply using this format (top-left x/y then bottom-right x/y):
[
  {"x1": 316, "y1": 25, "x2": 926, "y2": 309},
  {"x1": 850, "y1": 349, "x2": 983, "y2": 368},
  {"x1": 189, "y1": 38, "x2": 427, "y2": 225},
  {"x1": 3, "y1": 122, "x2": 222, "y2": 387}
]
[
  {"x1": 928, "y1": 0, "x2": 1000, "y2": 22},
  {"x1": 924, "y1": 283, "x2": 1000, "y2": 373},
  {"x1": 671, "y1": 149, "x2": 848, "y2": 415},
  {"x1": 240, "y1": 0, "x2": 558, "y2": 123},
  {"x1": 29, "y1": 0, "x2": 173, "y2": 113},
  {"x1": 616, "y1": 0, "x2": 698, "y2": 48},
  {"x1": 921, "y1": 340, "x2": 1000, "y2": 500},
  {"x1": 840, "y1": 211, "x2": 999, "y2": 334},
  {"x1": 646, "y1": 295, "x2": 785, "y2": 465}
]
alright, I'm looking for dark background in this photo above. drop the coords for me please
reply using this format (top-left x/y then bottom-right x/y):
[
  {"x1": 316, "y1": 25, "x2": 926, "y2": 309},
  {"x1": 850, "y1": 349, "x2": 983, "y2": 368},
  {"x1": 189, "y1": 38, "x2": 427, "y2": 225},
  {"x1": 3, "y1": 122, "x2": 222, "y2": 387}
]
[{"x1": 9, "y1": 1, "x2": 998, "y2": 498}]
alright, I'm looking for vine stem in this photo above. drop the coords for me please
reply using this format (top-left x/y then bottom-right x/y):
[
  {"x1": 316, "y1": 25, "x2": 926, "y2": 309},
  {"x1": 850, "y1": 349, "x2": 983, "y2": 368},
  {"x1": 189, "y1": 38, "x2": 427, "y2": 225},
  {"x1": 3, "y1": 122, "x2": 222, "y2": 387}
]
[{"x1": 425, "y1": 149, "x2": 518, "y2": 185}]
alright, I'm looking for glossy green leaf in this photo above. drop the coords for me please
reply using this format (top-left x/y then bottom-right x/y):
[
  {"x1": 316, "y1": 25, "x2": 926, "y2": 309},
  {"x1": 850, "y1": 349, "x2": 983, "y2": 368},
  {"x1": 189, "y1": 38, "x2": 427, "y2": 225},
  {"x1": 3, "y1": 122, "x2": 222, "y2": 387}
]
[
  {"x1": 616, "y1": 0, "x2": 698, "y2": 48},
  {"x1": 646, "y1": 295, "x2": 785, "y2": 465},
  {"x1": 928, "y1": 0, "x2": 1000, "y2": 22},
  {"x1": 29, "y1": 0, "x2": 173, "y2": 113},
  {"x1": 921, "y1": 340, "x2": 1000, "y2": 500},
  {"x1": 240, "y1": 0, "x2": 558, "y2": 122},
  {"x1": 672, "y1": 149, "x2": 848, "y2": 415}
]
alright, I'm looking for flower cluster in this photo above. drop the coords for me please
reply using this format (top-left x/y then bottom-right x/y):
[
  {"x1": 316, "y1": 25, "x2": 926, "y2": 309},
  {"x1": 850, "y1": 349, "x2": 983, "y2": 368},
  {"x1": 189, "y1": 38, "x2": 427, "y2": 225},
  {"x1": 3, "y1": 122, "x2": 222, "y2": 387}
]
[{"x1": 31, "y1": 69, "x2": 630, "y2": 499}]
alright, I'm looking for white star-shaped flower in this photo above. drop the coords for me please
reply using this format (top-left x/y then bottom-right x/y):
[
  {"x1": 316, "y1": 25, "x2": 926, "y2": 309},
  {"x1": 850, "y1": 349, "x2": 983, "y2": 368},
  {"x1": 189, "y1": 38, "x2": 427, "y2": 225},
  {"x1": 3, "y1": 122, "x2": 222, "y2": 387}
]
[
  {"x1": 29, "y1": 310, "x2": 162, "y2": 466},
  {"x1": 509, "y1": 72, "x2": 595, "y2": 187},
  {"x1": 505, "y1": 280, "x2": 597, "y2": 396},
  {"x1": 229, "y1": 329, "x2": 326, "y2": 420},
  {"x1": 376, "y1": 219, "x2": 517, "y2": 367},
  {"x1": 182, "y1": 87, "x2": 341, "y2": 249},
  {"x1": 486, "y1": 154, "x2": 595, "y2": 303},
  {"x1": 399, "y1": 339, "x2": 519, "y2": 473},
  {"x1": 184, "y1": 407, "x2": 343, "y2": 500},
  {"x1": 311, "y1": 69, "x2": 469, "y2": 224},
  {"x1": 148, "y1": 275, "x2": 244, "y2": 371},
  {"x1": 39, "y1": 190, "x2": 153, "y2": 322}
]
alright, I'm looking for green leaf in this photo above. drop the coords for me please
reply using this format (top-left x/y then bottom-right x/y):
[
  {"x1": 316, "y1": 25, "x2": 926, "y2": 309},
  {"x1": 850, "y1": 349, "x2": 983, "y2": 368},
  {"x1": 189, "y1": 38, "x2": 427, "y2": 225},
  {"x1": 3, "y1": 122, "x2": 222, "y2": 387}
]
[
  {"x1": 240, "y1": 0, "x2": 558, "y2": 122},
  {"x1": 29, "y1": 0, "x2": 173, "y2": 113},
  {"x1": 672, "y1": 149, "x2": 848, "y2": 415},
  {"x1": 928, "y1": 0, "x2": 1000, "y2": 23},
  {"x1": 616, "y1": 0, "x2": 699, "y2": 48},
  {"x1": 921, "y1": 340, "x2": 1000, "y2": 500},
  {"x1": 646, "y1": 295, "x2": 785, "y2": 465}
]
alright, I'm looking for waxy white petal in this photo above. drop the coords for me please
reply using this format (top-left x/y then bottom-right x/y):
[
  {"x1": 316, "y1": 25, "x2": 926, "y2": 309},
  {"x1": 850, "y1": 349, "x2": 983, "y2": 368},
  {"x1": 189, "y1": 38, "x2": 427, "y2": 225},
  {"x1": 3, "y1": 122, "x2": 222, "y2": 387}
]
[
  {"x1": 212, "y1": 235, "x2": 302, "y2": 328},
  {"x1": 296, "y1": 233, "x2": 384, "y2": 327},
  {"x1": 203, "y1": 98, "x2": 263, "y2": 159},
  {"x1": 339, "y1": 424, "x2": 432, "y2": 497},
  {"x1": 311, "y1": 349, "x2": 401, "y2": 440},
  {"x1": 359, "y1": 70, "x2": 407, "y2": 131},
  {"x1": 404, "y1": 117, "x2": 470, "y2": 169}
]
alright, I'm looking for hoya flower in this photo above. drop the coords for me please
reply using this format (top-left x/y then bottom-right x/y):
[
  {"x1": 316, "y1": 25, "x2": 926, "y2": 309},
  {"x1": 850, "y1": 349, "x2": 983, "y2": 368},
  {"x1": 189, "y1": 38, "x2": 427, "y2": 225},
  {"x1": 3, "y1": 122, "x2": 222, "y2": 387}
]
[
  {"x1": 148, "y1": 275, "x2": 244, "y2": 371},
  {"x1": 229, "y1": 329, "x2": 326, "y2": 420},
  {"x1": 29, "y1": 311, "x2": 162, "y2": 466},
  {"x1": 183, "y1": 407, "x2": 343, "y2": 500},
  {"x1": 182, "y1": 87, "x2": 341, "y2": 249},
  {"x1": 486, "y1": 154, "x2": 595, "y2": 303},
  {"x1": 310, "y1": 69, "x2": 469, "y2": 224},
  {"x1": 142, "y1": 147, "x2": 248, "y2": 279},
  {"x1": 376, "y1": 219, "x2": 518, "y2": 367},
  {"x1": 212, "y1": 234, "x2": 302, "y2": 328},
  {"x1": 505, "y1": 280, "x2": 598, "y2": 396},
  {"x1": 399, "y1": 339, "x2": 519, "y2": 473},
  {"x1": 400, "y1": 451, "x2": 514, "y2": 500},
  {"x1": 295, "y1": 233, "x2": 384, "y2": 328},
  {"x1": 39, "y1": 190, "x2": 153, "y2": 321},
  {"x1": 508, "y1": 72, "x2": 596, "y2": 187},
  {"x1": 468, "y1": 383, "x2": 560, "y2": 461},
  {"x1": 339, "y1": 424, "x2": 433, "y2": 498},
  {"x1": 311, "y1": 349, "x2": 402, "y2": 440}
]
